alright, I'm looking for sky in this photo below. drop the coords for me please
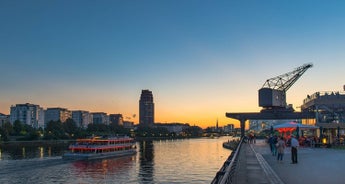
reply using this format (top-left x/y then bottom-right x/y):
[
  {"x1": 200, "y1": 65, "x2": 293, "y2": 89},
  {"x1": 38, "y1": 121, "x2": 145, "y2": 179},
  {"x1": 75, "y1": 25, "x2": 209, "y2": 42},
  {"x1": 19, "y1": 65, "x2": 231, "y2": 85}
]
[{"x1": 1, "y1": 0, "x2": 345, "y2": 128}]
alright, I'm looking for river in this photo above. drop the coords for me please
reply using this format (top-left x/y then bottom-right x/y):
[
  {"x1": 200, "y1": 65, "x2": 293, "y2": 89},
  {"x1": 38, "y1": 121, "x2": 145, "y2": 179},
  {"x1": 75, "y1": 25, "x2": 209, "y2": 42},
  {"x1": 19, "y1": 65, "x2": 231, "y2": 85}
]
[{"x1": 0, "y1": 136, "x2": 234, "y2": 184}]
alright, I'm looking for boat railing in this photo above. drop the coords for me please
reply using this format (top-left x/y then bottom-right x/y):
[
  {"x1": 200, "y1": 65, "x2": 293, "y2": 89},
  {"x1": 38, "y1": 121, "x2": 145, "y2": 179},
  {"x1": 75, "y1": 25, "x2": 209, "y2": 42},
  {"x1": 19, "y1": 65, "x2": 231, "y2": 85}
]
[
  {"x1": 70, "y1": 142, "x2": 135, "y2": 149},
  {"x1": 107, "y1": 135, "x2": 131, "y2": 139},
  {"x1": 69, "y1": 145, "x2": 88, "y2": 149},
  {"x1": 211, "y1": 137, "x2": 244, "y2": 184}
]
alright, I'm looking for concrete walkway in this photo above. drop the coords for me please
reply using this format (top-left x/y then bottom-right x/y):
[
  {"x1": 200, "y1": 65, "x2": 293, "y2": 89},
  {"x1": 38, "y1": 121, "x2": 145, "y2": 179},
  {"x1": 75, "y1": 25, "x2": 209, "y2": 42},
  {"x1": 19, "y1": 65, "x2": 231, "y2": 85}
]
[{"x1": 234, "y1": 139, "x2": 345, "y2": 184}]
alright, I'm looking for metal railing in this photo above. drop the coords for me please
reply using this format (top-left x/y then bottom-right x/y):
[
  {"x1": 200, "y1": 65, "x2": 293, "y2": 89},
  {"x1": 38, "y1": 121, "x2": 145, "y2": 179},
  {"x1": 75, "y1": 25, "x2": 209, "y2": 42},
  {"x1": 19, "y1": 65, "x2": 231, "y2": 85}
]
[{"x1": 211, "y1": 137, "x2": 244, "y2": 184}]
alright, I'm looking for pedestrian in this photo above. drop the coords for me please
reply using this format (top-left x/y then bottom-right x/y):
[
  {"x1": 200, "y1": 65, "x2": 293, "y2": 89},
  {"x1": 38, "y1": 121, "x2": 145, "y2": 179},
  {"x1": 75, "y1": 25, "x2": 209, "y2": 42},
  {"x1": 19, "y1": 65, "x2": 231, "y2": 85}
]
[
  {"x1": 268, "y1": 135, "x2": 274, "y2": 154},
  {"x1": 276, "y1": 136, "x2": 285, "y2": 162},
  {"x1": 272, "y1": 135, "x2": 278, "y2": 156},
  {"x1": 290, "y1": 134, "x2": 299, "y2": 164}
]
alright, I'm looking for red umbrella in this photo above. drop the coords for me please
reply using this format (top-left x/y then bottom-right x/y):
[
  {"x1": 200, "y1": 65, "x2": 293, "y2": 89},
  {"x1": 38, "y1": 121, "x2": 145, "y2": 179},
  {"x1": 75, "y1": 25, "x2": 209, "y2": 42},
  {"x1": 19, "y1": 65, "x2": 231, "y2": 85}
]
[{"x1": 273, "y1": 122, "x2": 318, "y2": 138}]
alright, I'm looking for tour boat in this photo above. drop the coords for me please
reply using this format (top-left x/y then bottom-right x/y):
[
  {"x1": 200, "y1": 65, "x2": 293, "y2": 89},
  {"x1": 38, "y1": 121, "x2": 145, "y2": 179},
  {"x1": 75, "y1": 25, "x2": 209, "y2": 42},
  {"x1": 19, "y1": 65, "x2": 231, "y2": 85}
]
[{"x1": 62, "y1": 136, "x2": 137, "y2": 160}]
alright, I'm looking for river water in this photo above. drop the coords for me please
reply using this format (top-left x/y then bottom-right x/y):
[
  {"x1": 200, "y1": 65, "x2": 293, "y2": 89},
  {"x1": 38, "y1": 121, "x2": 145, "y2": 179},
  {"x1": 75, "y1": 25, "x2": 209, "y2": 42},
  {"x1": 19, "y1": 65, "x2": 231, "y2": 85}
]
[{"x1": 0, "y1": 136, "x2": 234, "y2": 184}]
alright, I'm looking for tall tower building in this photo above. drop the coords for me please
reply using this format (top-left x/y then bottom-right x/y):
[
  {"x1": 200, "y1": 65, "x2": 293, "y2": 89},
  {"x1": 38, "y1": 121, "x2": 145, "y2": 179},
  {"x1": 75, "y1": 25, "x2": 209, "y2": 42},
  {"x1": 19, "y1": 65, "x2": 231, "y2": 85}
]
[{"x1": 139, "y1": 89, "x2": 154, "y2": 127}]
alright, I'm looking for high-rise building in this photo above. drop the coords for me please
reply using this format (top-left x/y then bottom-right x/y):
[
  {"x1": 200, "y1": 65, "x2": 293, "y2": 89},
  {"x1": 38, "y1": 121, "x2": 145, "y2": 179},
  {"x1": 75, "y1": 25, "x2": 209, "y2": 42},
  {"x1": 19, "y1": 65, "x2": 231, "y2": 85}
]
[
  {"x1": 139, "y1": 89, "x2": 154, "y2": 127},
  {"x1": 91, "y1": 112, "x2": 109, "y2": 124},
  {"x1": 45, "y1": 107, "x2": 72, "y2": 125},
  {"x1": 109, "y1": 114, "x2": 123, "y2": 126},
  {"x1": 10, "y1": 103, "x2": 44, "y2": 129},
  {"x1": 72, "y1": 110, "x2": 93, "y2": 128}
]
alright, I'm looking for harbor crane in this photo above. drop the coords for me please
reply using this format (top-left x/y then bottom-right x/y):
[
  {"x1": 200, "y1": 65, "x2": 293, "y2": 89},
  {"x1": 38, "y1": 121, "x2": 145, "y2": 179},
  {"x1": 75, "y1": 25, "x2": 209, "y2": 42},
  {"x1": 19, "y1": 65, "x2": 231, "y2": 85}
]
[
  {"x1": 259, "y1": 63, "x2": 313, "y2": 112},
  {"x1": 226, "y1": 63, "x2": 315, "y2": 137}
]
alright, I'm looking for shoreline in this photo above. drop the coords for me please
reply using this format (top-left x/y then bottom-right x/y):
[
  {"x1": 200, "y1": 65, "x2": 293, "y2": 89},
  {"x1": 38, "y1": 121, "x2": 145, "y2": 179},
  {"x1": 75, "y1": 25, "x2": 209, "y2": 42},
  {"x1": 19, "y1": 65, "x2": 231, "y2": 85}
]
[
  {"x1": 0, "y1": 136, "x2": 204, "y2": 146},
  {"x1": 0, "y1": 140, "x2": 74, "y2": 147}
]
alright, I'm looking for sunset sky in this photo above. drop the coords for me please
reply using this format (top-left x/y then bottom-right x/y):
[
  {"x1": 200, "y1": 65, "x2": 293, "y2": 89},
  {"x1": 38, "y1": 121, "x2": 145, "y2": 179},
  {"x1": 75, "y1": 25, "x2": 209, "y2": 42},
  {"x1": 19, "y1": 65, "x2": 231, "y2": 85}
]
[{"x1": 1, "y1": 1, "x2": 345, "y2": 128}]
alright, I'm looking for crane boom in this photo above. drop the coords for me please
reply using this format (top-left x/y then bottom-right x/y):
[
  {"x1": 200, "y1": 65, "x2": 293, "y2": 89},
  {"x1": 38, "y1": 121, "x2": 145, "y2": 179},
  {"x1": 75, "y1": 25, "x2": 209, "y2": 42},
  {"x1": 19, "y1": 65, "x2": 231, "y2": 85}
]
[
  {"x1": 262, "y1": 63, "x2": 313, "y2": 91},
  {"x1": 259, "y1": 63, "x2": 313, "y2": 111}
]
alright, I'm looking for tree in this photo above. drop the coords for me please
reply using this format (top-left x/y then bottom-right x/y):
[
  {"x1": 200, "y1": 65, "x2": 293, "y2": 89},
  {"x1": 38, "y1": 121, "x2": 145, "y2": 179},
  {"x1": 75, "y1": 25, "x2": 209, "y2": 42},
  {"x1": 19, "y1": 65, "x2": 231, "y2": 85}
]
[
  {"x1": 13, "y1": 120, "x2": 23, "y2": 135},
  {"x1": 0, "y1": 127, "x2": 9, "y2": 141},
  {"x1": 136, "y1": 126, "x2": 169, "y2": 137},
  {"x1": 21, "y1": 129, "x2": 40, "y2": 141},
  {"x1": 2, "y1": 122, "x2": 13, "y2": 136},
  {"x1": 23, "y1": 124, "x2": 34, "y2": 135},
  {"x1": 45, "y1": 120, "x2": 66, "y2": 139},
  {"x1": 87, "y1": 123, "x2": 109, "y2": 135},
  {"x1": 184, "y1": 126, "x2": 203, "y2": 137},
  {"x1": 109, "y1": 123, "x2": 130, "y2": 135},
  {"x1": 63, "y1": 118, "x2": 78, "y2": 138}
]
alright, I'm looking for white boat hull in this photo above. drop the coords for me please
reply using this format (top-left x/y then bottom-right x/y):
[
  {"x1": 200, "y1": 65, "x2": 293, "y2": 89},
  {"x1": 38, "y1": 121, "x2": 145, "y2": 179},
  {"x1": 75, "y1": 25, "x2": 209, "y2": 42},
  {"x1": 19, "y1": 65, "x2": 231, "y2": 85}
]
[{"x1": 63, "y1": 149, "x2": 136, "y2": 160}]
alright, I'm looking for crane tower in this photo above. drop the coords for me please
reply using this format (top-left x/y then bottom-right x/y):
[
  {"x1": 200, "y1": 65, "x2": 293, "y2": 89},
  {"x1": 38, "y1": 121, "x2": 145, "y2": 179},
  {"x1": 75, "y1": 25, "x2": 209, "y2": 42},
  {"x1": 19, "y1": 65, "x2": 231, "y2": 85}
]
[{"x1": 259, "y1": 63, "x2": 313, "y2": 112}]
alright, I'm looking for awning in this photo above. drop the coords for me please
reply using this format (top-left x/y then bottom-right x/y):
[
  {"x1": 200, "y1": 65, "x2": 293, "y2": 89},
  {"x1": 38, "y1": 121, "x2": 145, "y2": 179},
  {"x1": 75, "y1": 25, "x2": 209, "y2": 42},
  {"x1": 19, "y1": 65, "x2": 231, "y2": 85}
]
[{"x1": 273, "y1": 122, "x2": 318, "y2": 132}]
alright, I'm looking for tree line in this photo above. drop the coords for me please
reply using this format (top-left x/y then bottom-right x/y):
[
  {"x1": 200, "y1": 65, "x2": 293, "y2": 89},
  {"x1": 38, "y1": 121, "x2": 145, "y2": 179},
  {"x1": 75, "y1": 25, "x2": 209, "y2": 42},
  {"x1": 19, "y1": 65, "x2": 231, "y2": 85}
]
[{"x1": 0, "y1": 119, "x2": 203, "y2": 142}]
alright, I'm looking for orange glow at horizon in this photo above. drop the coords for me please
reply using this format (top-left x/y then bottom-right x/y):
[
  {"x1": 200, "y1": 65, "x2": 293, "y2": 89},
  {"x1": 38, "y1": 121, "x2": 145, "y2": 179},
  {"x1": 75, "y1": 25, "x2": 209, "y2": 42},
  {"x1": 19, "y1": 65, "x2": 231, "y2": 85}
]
[{"x1": 1, "y1": 85, "x2": 278, "y2": 130}]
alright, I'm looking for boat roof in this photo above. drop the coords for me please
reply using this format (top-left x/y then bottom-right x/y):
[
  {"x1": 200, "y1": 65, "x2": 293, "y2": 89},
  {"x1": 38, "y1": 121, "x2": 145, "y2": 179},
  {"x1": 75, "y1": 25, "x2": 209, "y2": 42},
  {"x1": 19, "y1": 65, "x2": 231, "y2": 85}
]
[{"x1": 76, "y1": 136, "x2": 133, "y2": 142}]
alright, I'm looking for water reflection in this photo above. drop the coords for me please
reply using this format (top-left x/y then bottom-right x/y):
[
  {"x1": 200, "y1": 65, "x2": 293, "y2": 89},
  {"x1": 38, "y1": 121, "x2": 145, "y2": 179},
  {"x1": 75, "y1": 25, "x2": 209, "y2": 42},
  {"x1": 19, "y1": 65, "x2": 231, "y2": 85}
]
[
  {"x1": 48, "y1": 146, "x2": 52, "y2": 157},
  {"x1": 139, "y1": 140, "x2": 154, "y2": 183},
  {"x1": 39, "y1": 147, "x2": 44, "y2": 158},
  {"x1": 72, "y1": 156, "x2": 135, "y2": 179},
  {"x1": 0, "y1": 143, "x2": 68, "y2": 160},
  {"x1": 0, "y1": 137, "x2": 233, "y2": 183},
  {"x1": 22, "y1": 147, "x2": 25, "y2": 159}
]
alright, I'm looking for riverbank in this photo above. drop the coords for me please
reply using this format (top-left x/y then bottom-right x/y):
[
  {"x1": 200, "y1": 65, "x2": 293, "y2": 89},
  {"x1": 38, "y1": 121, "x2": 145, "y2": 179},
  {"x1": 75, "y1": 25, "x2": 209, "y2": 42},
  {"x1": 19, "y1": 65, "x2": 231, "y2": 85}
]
[
  {"x1": 0, "y1": 140, "x2": 73, "y2": 147},
  {"x1": 0, "y1": 136, "x2": 203, "y2": 146}
]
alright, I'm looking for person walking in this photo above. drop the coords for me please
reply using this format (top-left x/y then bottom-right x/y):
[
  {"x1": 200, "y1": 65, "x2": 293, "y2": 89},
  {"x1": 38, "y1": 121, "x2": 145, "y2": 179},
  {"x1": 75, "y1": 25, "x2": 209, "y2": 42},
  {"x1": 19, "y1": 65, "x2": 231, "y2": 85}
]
[
  {"x1": 272, "y1": 135, "x2": 278, "y2": 156},
  {"x1": 268, "y1": 135, "x2": 274, "y2": 154},
  {"x1": 276, "y1": 137, "x2": 285, "y2": 162},
  {"x1": 290, "y1": 134, "x2": 299, "y2": 164},
  {"x1": 268, "y1": 135, "x2": 277, "y2": 155}
]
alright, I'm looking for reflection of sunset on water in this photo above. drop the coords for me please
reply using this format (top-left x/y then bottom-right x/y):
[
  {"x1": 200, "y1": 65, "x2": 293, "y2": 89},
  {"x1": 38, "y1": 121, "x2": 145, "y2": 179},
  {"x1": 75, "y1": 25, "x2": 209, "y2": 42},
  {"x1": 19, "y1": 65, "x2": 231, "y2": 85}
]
[
  {"x1": 48, "y1": 147, "x2": 51, "y2": 157},
  {"x1": 72, "y1": 156, "x2": 136, "y2": 178},
  {"x1": 22, "y1": 147, "x2": 25, "y2": 158},
  {"x1": 0, "y1": 143, "x2": 69, "y2": 160},
  {"x1": 0, "y1": 137, "x2": 232, "y2": 183}
]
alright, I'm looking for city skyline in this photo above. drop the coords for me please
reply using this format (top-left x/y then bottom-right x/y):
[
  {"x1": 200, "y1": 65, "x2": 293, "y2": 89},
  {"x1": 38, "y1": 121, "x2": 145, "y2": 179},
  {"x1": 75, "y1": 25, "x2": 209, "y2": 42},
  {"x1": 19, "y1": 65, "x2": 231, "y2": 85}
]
[{"x1": 1, "y1": 1, "x2": 345, "y2": 128}]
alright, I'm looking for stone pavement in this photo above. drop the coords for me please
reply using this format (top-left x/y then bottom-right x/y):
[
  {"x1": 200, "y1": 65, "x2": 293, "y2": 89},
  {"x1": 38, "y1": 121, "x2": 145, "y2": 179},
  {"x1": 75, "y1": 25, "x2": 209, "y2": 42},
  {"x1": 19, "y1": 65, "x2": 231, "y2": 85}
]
[{"x1": 233, "y1": 139, "x2": 345, "y2": 184}]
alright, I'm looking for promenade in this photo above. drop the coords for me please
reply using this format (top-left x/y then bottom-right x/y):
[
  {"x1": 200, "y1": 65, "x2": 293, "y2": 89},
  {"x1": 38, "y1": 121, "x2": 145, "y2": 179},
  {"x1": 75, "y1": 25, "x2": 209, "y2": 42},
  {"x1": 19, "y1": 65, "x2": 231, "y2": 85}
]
[{"x1": 233, "y1": 139, "x2": 345, "y2": 184}]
